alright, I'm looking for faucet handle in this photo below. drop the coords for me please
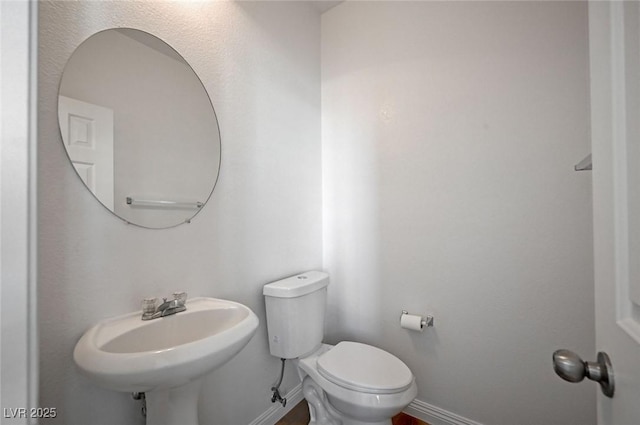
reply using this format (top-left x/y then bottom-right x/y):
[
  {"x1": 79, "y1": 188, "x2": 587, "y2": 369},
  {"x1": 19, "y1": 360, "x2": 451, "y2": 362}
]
[
  {"x1": 142, "y1": 298, "x2": 158, "y2": 314},
  {"x1": 172, "y1": 292, "x2": 187, "y2": 305}
]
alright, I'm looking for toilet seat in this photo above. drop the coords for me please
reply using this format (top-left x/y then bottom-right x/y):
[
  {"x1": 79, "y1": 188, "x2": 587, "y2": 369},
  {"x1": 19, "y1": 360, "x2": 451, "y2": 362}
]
[{"x1": 317, "y1": 341, "x2": 413, "y2": 394}]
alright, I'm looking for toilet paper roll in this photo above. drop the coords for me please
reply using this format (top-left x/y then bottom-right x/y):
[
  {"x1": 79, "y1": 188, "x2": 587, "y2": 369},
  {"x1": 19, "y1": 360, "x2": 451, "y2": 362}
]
[{"x1": 400, "y1": 313, "x2": 424, "y2": 332}]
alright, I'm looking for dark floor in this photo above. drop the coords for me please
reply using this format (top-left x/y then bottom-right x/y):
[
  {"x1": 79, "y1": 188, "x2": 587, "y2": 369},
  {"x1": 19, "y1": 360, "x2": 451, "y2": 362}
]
[
  {"x1": 275, "y1": 400, "x2": 429, "y2": 425},
  {"x1": 275, "y1": 400, "x2": 309, "y2": 425}
]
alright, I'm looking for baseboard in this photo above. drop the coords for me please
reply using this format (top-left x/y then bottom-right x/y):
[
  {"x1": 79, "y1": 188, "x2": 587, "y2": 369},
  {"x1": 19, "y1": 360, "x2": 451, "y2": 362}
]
[
  {"x1": 248, "y1": 383, "x2": 304, "y2": 425},
  {"x1": 404, "y1": 398, "x2": 484, "y2": 425},
  {"x1": 248, "y1": 387, "x2": 481, "y2": 425}
]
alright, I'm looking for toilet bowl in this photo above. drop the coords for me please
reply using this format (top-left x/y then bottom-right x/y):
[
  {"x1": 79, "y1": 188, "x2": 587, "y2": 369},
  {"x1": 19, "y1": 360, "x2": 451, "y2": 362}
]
[
  {"x1": 295, "y1": 343, "x2": 417, "y2": 425},
  {"x1": 263, "y1": 271, "x2": 417, "y2": 425}
]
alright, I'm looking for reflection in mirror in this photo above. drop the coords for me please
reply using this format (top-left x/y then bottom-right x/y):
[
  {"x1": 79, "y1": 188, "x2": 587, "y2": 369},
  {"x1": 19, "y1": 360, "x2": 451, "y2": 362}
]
[{"x1": 58, "y1": 28, "x2": 220, "y2": 229}]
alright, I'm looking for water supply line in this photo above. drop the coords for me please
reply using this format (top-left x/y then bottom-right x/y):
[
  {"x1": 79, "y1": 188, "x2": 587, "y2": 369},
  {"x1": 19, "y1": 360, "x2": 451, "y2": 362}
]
[
  {"x1": 271, "y1": 358, "x2": 287, "y2": 407},
  {"x1": 132, "y1": 392, "x2": 146, "y2": 417}
]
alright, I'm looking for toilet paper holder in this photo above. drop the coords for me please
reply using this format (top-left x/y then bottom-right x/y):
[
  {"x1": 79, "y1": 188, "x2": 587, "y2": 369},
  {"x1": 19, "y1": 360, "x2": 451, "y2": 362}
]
[{"x1": 401, "y1": 310, "x2": 434, "y2": 328}]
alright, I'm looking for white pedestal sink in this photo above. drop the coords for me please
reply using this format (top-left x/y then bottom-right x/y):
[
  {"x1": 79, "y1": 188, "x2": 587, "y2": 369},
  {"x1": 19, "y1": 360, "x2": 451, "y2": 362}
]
[{"x1": 73, "y1": 297, "x2": 259, "y2": 425}]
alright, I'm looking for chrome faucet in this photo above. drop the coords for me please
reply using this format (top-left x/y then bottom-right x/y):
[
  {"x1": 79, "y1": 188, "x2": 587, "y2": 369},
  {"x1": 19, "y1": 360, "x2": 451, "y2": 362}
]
[{"x1": 141, "y1": 292, "x2": 187, "y2": 320}]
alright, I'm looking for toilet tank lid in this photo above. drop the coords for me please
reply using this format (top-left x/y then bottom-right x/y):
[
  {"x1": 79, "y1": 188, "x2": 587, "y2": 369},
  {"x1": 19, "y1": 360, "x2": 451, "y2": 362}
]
[{"x1": 263, "y1": 271, "x2": 329, "y2": 298}]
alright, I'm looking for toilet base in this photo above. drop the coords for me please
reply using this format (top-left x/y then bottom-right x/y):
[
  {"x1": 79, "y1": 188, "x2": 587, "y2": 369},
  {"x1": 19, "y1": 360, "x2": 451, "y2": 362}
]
[{"x1": 302, "y1": 376, "x2": 391, "y2": 425}]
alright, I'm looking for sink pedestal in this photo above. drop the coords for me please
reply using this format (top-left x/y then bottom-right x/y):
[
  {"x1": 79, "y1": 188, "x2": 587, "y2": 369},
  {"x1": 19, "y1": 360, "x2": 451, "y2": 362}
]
[{"x1": 145, "y1": 379, "x2": 202, "y2": 425}]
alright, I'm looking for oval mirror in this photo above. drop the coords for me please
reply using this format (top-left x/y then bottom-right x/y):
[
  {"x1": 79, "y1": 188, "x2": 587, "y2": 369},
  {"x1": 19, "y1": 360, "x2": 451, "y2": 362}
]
[{"x1": 57, "y1": 28, "x2": 220, "y2": 229}]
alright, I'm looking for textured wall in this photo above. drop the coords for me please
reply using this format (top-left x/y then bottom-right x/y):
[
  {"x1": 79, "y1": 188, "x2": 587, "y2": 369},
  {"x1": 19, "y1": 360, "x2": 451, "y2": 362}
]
[
  {"x1": 38, "y1": 2, "x2": 321, "y2": 424},
  {"x1": 321, "y1": 2, "x2": 595, "y2": 424}
]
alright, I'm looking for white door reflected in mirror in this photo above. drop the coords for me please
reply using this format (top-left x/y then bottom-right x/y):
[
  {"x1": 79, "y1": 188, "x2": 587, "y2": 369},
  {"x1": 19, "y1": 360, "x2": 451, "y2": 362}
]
[{"x1": 58, "y1": 96, "x2": 114, "y2": 210}]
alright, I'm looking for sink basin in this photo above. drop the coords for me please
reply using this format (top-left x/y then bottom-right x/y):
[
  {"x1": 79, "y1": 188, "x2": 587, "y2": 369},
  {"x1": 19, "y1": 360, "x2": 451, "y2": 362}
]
[
  {"x1": 73, "y1": 297, "x2": 258, "y2": 425},
  {"x1": 74, "y1": 297, "x2": 258, "y2": 391}
]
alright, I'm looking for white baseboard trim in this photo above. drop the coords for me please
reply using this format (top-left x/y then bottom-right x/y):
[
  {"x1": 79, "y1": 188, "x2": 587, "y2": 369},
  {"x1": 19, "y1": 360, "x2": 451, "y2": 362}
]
[
  {"x1": 248, "y1": 388, "x2": 482, "y2": 425},
  {"x1": 248, "y1": 383, "x2": 305, "y2": 425},
  {"x1": 404, "y1": 398, "x2": 484, "y2": 425}
]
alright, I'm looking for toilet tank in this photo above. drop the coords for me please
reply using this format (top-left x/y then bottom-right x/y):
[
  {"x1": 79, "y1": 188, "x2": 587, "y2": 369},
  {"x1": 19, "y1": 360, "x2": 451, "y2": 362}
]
[{"x1": 263, "y1": 271, "x2": 329, "y2": 359}]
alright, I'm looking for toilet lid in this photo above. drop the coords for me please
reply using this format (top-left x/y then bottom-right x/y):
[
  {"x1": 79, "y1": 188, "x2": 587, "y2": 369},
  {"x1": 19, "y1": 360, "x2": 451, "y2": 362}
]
[{"x1": 317, "y1": 341, "x2": 413, "y2": 394}]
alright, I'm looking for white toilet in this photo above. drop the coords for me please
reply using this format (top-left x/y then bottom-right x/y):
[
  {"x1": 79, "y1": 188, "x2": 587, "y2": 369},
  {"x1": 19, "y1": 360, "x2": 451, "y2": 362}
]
[{"x1": 263, "y1": 271, "x2": 417, "y2": 425}]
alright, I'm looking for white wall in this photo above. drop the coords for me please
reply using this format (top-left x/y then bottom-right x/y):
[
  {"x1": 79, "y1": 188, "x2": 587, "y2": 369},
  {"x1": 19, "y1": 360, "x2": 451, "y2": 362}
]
[
  {"x1": 39, "y1": 2, "x2": 597, "y2": 424},
  {"x1": 38, "y1": 2, "x2": 321, "y2": 424},
  {"x1": 322, "y1": 2, "x2": 595, "y2": 425}
]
